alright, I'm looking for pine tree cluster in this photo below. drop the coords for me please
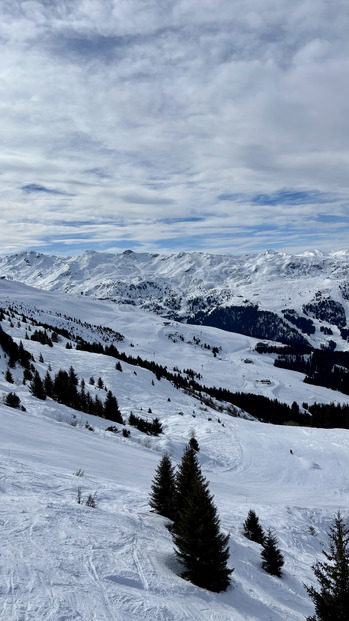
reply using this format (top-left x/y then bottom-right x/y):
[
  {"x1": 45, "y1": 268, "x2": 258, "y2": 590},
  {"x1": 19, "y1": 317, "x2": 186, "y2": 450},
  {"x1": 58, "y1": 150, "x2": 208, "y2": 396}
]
[
  {"x1": 129, "y1": 413, "x2": 163, "y2": 436},
  {"x1": 149, "y1": 446, "x2": 233, "y2": 592},
  {"x1": 243, "y1": 509, "x2": 284, "y2": 577},
  {"x1": 0, "y1": 323, "x2": 32, "y2": 369},
  {"x1": 29, "y1": 366, "x2": 124, "y2": 423}
]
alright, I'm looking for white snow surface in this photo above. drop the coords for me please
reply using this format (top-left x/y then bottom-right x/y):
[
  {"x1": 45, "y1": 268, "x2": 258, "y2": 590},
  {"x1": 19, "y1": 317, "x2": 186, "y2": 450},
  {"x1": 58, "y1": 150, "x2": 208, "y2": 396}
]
[{"x1": 0, "y1": 279, "x2": 348, "y2": 620}]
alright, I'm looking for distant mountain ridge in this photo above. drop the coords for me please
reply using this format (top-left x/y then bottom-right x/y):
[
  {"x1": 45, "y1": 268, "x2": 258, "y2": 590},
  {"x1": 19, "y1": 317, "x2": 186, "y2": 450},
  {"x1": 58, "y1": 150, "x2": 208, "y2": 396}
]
[{"x1": 1, "y1": 249, "x2": 348, "y2": 347}]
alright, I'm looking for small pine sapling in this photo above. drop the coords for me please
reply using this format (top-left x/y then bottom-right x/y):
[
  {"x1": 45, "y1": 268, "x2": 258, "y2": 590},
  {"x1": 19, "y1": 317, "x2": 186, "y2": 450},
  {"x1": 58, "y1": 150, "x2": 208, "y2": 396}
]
[
  {"x1": 261, "y1": 529, "x2": 284, "y2": 577},
  {"x1": 86, "y1": 493, "x2": 97, "y2": 508},
  {"x1": 4, "y1": 392, "x2": 21, "y2": 409},
  {"x1": 243, "y1": 509, "x2": 265, "y2": 544},
  {"x1": 5, "y1": 369, "x2": 14, "y2": 384}
]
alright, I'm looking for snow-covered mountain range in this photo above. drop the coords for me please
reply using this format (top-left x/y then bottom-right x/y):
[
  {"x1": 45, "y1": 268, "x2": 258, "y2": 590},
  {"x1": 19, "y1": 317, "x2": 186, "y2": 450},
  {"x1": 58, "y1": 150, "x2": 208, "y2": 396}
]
[{"x1": 1, "y1": 248, "x2": 349, "y2": 349}]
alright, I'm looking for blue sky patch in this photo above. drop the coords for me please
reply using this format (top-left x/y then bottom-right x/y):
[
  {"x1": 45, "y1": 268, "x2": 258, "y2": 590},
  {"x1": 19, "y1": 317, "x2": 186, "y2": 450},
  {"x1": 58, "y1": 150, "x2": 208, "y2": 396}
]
[{"x1": 21, "y1": 184, "x2": 69, "y2": 196}]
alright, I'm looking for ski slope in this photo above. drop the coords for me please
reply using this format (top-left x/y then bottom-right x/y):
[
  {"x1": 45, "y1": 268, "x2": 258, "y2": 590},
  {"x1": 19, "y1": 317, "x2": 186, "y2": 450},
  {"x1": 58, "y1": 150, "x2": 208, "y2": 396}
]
[
  {"x1": 0, "y1": 279, "x2": 348, "y2": 620},
  {"x1": 1, "y1": 402, "x2": 348, "y2": 621}
]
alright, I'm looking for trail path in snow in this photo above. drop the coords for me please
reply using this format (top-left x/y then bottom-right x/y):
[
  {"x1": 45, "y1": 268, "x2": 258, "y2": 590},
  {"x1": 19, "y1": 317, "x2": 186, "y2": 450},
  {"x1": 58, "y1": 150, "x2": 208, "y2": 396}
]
[{"x1": 1, "y1": 405, "x2": 348, "y2": 621}]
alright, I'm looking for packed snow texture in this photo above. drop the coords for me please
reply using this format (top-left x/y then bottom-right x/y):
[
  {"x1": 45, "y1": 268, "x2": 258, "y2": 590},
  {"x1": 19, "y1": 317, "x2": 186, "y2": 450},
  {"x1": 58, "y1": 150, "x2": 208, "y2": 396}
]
[{"x1": 0, "y1": 279, "x2": 348, "y2": 620}]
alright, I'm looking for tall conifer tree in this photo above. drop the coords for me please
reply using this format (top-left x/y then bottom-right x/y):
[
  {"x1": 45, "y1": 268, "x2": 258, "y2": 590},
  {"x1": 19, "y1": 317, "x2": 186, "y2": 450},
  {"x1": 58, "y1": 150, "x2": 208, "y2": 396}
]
[
  {"x1": 30, "y1": 370, "x2": 46, "y2": 400},
  {"x1": 305, "y1": 511, "x2": 349, "y2": 621},
  {"x1": 173, "y1": 445, "x2": 205, "y2": 522},
  {"x1": 261, "y1": 529, "x2": 284, "y2": 577},
  {"x1": 172, "y1": 447, "x2": 233, "y2": 592},
  {"x1": 104, "y1": 390, "x2": 123, "y2": 424},
  {"x1": 149, "y1": 453, "x2": 176, "y2": 520}
]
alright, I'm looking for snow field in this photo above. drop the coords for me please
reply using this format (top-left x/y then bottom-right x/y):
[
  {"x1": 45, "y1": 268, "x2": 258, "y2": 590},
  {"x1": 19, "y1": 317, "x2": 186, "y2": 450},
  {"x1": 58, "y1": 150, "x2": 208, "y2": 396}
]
[
  {"x1": 0, "y1": 280, "x2": 348, "y2": 620},
  {"x1": 1, "y1": 398, "x2": 348, "y2": 620}
]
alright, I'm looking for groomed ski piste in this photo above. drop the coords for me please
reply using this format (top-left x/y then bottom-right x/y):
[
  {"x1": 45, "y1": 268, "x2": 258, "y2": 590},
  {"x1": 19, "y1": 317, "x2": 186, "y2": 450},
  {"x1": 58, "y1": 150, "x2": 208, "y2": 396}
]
[{"x1": 0, "y1": 279, "x2": 348, "y2": 621}]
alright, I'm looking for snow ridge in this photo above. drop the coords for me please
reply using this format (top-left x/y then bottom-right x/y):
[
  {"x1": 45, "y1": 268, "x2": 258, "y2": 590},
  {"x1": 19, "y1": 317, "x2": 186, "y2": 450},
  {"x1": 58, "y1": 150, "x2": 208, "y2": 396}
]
[{"x1": 0, "y1": 249, "x2": 348, "y2": 341}]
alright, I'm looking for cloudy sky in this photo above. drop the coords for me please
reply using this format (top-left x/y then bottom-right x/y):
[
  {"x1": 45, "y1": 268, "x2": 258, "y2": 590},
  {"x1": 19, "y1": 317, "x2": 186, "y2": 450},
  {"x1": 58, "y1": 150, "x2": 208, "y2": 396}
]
[{"x1": 0, "y1": 0, "x2": 348, "y2": 257}]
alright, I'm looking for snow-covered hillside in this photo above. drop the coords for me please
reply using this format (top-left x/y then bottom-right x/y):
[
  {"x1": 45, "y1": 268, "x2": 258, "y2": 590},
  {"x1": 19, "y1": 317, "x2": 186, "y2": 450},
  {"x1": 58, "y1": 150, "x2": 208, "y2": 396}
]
[
  {"x1": 0, "y1": 279, "x2": 348, "y2": 620},
  {"x1": 1, "y1": 248, "x2": 348, "y2": 349}
]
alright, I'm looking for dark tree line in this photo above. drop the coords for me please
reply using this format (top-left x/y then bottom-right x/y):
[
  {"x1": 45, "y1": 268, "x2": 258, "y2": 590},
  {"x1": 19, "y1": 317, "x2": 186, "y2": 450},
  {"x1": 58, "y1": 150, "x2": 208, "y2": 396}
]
[
  {"x1": 30, "y1": 329, "x2": 53, "y2": 347},
  {"x1": 3, "y1": 307, "x2": 345, "y2": 429},
  {"x1": 29, "y1": 366, "x2": 124, "y2": 424},
  {"x1": 76, "y1": 334, "x2": 349, "y2": 428},
  {"x1": 0, "y1": 324, "x2": 32, "y2": 369},
  {"x1": 282, "y1": 310, "x2": 315, "y2": 335},
  {"x1": 128, "y1": 413, "x2": 163, "y2": 436},
  {"x1": 75, "y1": 337, "x2": 313, "y2": 425},
  {"x1": 257, "y1": 341, "x2": 349, "y2": 396},
  {"x1": 14, "y1": 309, "x2": 124, "y2": 345},
  {"x1": 255, "y1": 342, "x2": 312, "y2": 355},
  {"x1": 306, "y1": 402, "x2": 349, "y2": 429},
  {"x1": 187, "y1": 304, "x2": 310, "y2": 346}
]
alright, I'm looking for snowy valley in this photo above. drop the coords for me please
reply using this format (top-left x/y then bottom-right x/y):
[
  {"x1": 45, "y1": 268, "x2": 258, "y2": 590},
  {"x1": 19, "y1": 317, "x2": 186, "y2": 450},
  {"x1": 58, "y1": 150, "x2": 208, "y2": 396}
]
[{"x1": 0, "y1": 251, "x2": 348, "y2": 620}]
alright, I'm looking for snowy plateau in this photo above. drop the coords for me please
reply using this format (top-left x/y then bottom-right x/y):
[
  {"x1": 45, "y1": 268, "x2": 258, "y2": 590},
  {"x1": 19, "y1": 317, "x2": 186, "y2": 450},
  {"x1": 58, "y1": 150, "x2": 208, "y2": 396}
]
[{"x1": 0, "y1": 249, "x2": 348, "y2": 621}]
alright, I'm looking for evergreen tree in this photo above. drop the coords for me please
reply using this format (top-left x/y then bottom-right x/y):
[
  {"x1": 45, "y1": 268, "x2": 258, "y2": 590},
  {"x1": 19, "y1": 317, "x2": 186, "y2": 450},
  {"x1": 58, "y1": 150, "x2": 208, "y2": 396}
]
[
  {"x1": 5, "y1": 369, "x2": 14, "y2": 384},
  {"x1": 173, "y1": 445, "x2": 205, "y2": 522},
  {"x1": 189, "y1": 436, "x2": 200, "y2": 452},
  {"x1": 23, "y1": 368, "x2": 32, "y2": 384},
  {"x1": 85, "y1": 391, "x2": 93, "y2": 414},
  {"x1": 172, "y1": 474, "x2": 233, "y2": 592},
  {"x1": 243, "y1": 509, "x2": 265, "y2": 544},
  {"x1": 53, "y1": 369, "x2": 69, "y2": 403},
  {"x1": 93, "y1": 394, "x2": 104, "y2": 418},
  {"x1": 97, "y1": 376, "x2": 104, "y2": 389},
  {"x1": 53, "y1": 369, "x2": 78, "y2": 407},
  {"x1": 305, "y1": 511, "x2": 349, "y2": 621},
  {"x1": 69, "y1": 366, "x2": 79, "y2": 386},
  {"x1": 149, "y1": 453, "x2": 176, "y2": 520},
  {"x1": 261, "y1": 529, "x2": 284, "y2": 577},
  {"x1": 104, "y1": 390, "x2": 123, "y2": 424},
  {"x1": 29, "y1": 370, "x2": 46, "y2": 400},
  {"x1": 151, "y1": 417, "x2": 163, "y2": 436},
  {"x1": 4, "y1": 392, "x2": 21, "y2": 408},
  {"x1": 44, "y1": 371, "x2": 54, "y2": 398},
  {"x1": 79, "y1": 381, "x2": 87, "y2": 412}
]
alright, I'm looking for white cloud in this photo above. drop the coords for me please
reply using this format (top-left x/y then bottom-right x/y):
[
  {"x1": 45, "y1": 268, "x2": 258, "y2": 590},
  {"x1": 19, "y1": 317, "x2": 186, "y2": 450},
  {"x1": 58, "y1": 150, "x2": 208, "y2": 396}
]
[{"x1": 0, "y1": 0, "x2": 347, "y2": 255}]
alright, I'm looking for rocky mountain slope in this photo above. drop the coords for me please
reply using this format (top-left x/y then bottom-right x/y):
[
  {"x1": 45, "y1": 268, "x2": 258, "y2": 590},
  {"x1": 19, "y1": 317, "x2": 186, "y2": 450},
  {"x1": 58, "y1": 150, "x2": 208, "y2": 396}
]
[{"x1": 1, "y1": 249, "x2": 348, "y2": 347}]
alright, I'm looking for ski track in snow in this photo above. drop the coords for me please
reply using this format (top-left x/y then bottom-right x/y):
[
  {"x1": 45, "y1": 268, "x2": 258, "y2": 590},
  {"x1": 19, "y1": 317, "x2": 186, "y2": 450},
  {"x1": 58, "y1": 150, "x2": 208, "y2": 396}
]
[{"x1": 0, "y1": 279, "x2": 348, "y2": 620}]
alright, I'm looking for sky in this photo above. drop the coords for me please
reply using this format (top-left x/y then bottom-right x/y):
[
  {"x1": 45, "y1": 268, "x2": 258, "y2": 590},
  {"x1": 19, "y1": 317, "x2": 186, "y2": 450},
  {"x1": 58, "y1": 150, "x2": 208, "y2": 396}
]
[{"x1": 0, "y1": 0, "x2": 348, "y2": 257}]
